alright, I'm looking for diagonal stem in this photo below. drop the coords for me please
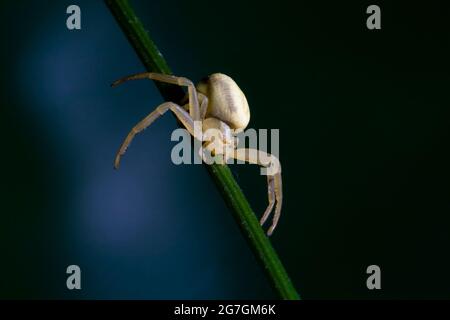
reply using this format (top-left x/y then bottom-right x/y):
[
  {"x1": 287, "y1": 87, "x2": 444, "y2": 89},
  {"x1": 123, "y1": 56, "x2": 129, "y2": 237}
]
[{"x1": 105, "y1": 0, "x2": 300, "y2": 300}]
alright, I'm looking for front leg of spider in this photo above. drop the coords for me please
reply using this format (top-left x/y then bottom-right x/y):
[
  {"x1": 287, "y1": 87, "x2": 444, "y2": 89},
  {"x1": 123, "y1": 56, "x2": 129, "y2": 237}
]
[
  {"x1": 111, "y1": 72, "x2": 202, "y2": 168},
  {"x1": 112, "y1": 72, "x2": 201, "y2": 120},
  {"x1": 113, "y1": 101, "x2": 194, "y2": 169},
  {"x1": 230, "y1": 148, "x2": 282, "y2": 236}
]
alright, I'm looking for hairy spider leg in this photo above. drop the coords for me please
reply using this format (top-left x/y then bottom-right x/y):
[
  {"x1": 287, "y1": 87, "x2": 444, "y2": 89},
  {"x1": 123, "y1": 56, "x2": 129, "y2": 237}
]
[
  {"x1": 112, "y1": 72, "x2": 201, "y2": 121},
  {"x1": 114, "y1": 102, "x2": 194, "y2": 169},
  {"x1": 230, "y1": 148, "x2": 282, "y2": 236}
]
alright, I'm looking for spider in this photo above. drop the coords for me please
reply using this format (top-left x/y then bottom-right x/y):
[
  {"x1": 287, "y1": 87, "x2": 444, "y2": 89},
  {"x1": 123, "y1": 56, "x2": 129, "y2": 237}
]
[{"x1": 112, "y1": 72, "x2": 282, "y2": 236}]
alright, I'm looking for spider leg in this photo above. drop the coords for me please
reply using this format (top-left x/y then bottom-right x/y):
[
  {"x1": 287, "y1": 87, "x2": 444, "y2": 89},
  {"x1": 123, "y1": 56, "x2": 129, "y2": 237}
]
[
  {"x1": 114, "y1": 102, "x2": 194, "y2": 169},
  {"x1": 198, "y1": 93, "x2": 209, "y2": 120},
  {"x1": 112, "y1": 72, "x2": 201, "y2": 121},
  {"x1": 260, "y1": 175, "x2": 275, "y2": 226},
  {"x1": 268, "y1": 171, "x2": 282, "y2": 236},
  {"x1": 230, "y1": 148, "x2": 282, "y2": 236}
]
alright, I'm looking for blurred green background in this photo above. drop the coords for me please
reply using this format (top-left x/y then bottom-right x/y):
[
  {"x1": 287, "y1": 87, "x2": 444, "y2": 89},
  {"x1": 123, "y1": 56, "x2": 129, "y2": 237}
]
[{"x1": 0, "y1": 0, "x2": 449, "y2": 299}]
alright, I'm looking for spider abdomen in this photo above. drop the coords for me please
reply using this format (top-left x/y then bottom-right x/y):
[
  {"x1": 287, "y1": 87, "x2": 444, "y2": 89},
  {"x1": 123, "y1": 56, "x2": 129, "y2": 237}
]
[{"x1": 197, "y1": 73, "x2": 250, "y2": 132}]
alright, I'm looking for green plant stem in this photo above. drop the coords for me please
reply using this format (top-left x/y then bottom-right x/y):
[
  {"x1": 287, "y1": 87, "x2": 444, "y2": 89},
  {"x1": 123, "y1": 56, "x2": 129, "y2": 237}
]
[{"x1": 105, "y1": 0, "x2": 300, "y2": 300}]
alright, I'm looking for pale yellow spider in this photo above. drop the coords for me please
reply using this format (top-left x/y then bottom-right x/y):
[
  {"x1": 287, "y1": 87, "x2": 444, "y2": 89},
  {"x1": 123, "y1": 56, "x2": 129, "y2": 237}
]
[{"x1": 112, "y1": 72, "x2": 282, "y2": 235}]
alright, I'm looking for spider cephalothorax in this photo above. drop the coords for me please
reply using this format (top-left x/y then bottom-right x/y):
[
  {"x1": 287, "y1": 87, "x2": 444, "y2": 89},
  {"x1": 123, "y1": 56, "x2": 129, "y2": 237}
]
[{"x1": 112, "y1": 72, "x2": 282, "y2": 235}]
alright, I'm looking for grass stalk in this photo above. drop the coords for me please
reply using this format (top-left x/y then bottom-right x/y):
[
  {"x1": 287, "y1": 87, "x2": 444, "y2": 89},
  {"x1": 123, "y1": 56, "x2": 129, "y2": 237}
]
[{"x1": 105, "y1": 0, "x2": 300, "y2": 300}]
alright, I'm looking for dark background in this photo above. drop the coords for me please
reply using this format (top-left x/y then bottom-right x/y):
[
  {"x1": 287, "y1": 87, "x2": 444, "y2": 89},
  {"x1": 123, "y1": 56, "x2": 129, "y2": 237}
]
[{"x1": 0, "y1": 1, "x2": 449, "y2": 299}]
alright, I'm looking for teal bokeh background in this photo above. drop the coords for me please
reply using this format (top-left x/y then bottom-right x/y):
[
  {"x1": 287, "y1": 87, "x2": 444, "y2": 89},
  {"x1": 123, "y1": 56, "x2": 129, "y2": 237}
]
[{"x1": 0, "y1": 1, "x2": 449, "y2": 299}]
